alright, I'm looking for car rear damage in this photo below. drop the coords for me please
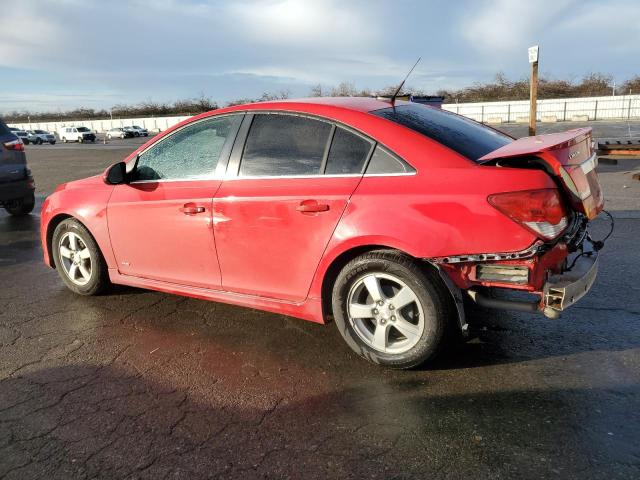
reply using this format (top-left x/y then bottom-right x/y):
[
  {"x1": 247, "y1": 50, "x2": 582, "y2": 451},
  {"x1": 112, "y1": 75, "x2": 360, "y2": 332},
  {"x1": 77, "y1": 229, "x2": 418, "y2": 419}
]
[{"x1": 432, "y1": 127, "x2": 610, "y2": 320}]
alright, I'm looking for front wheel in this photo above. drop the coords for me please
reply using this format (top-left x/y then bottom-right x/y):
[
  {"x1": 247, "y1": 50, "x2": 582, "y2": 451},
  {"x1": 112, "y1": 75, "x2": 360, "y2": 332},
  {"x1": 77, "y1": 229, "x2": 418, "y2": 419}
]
[
  {"x1": 332, "y1": 250, "x2": 452, "y2": 369},
  {"x1": 52, "y1": 219, "x2": 109, "y2": 295},
  {"x1": 4, "y1": 193, "x2": 35, "y2": 216},
  {"x1": 35, "y1": 138, "x2": 43, "y2": 145}
]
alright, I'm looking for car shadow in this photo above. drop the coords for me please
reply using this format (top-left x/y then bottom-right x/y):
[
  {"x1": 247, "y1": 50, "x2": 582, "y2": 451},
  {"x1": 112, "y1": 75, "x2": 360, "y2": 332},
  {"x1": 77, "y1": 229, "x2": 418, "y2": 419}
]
[{"x1": 0, "y1": 365, "x2": 636, "y2": 478}]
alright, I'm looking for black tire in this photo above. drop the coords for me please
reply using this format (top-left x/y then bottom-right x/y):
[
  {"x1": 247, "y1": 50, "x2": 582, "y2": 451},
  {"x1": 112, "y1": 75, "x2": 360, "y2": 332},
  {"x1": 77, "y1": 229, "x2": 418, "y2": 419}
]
[
  {"x1": 332, "y1": 250, "x2": 453, "y2": 369},
  {"x1": 23, "y1": 139, "x2": 30, "y2": 145},
  {"x1": 52, "y1": 218, "x2": 110, "y2": 296},
  {"x1": 50, "y1": 141, "x2": 56, "y2": 145},
  {"x1": 4, "y1": 193, "x2": 35, "y2": 216},
  {"x1": 35, "y1": 138, "x2": 43, "y2": 145}
]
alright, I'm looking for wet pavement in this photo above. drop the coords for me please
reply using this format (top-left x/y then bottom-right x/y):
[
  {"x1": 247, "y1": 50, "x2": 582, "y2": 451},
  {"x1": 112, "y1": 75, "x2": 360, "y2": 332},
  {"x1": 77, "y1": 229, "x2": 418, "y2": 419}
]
[{"x1": 1, "y1": 124, "x2": 639, "y2": 479}]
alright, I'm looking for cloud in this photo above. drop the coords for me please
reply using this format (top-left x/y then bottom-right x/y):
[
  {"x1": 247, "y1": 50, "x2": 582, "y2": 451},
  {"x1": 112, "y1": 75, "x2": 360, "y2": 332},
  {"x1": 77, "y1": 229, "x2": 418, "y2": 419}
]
[
  {"x1": 228, "y1": 0, "x2": 376, "y2": 49},
  {"x1": 1, "y1": 0, "x2": 639, "y2": 112},
  {"x1": 459, "y1": 0, "x2": 576, "y2": 55}
]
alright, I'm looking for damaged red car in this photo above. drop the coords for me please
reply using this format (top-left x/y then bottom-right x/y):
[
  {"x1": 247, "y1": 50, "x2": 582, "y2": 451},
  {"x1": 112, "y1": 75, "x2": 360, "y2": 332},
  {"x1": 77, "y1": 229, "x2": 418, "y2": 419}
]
[{"x1": 40, "y1": 98, "x2": 606, "y2": 368}]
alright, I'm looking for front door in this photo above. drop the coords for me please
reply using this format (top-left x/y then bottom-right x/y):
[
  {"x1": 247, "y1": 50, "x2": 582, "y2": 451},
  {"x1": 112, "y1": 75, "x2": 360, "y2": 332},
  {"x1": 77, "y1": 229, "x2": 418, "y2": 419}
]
[
  {"x1": 213, "y1": 113, "x2": 374, "y2": 301},
  {"x1": 107, "y1": 114, "x2": 242, "y2": 289}
]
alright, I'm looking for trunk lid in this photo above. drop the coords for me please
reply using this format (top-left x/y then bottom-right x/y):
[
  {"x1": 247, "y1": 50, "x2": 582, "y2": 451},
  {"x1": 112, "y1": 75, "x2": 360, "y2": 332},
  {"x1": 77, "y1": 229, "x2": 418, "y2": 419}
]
[{"x1": 479, "y1": 128, "x2": 604, "y2": 219}]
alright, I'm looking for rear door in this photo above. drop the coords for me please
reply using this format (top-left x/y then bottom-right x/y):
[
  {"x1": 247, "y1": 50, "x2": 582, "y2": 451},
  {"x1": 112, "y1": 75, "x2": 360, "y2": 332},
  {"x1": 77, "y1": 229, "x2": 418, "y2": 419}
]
[
  {"x1": 107, "y1": 114, "x2": 243, "y2": 288},
  {"x1": 213, "y1": 113, "x2": 374, "y2": 301}
]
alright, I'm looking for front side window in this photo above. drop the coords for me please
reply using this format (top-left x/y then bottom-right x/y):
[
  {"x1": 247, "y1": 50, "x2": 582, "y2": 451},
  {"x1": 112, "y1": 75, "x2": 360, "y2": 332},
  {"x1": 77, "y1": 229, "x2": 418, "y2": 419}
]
[
  {"x1": 372, "y1": 104, "x2": 512, "y2": 162},
  {"x1": 240, "y1": 114, "x2": 332, "y2": 177},
  {"x1": 325, "y1": 127, "x2": 373, "y2": 174},
  {"x1": 134, "y1": 115, "x2": 242, "y2": 181}
]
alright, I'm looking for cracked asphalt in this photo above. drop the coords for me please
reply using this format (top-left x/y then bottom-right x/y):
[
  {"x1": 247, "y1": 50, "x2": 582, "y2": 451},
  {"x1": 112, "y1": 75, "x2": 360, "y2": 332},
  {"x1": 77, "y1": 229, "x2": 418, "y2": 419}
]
[{"x1": 1, "y1": 124, "x2": 639, "y2": 479}]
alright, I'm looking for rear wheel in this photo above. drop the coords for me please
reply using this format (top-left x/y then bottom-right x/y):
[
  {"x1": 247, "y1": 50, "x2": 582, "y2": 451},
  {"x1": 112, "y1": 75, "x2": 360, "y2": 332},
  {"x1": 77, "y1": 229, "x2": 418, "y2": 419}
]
[
  {"x1": 52, "y1": 219, "x2": 109, "y2": 295},
  {"x1": 4, "y1": 193, "x2": 35, "y2": 216},
  {"x1": 332, "y1": 250, "x2": 452, "y2": 369}
]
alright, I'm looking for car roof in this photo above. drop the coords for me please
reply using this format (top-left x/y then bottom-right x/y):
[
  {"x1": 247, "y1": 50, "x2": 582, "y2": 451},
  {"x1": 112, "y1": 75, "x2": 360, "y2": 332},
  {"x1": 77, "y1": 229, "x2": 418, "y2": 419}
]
[{"x1": 233, "y1": 96, "x2": 399, "y2": 113}]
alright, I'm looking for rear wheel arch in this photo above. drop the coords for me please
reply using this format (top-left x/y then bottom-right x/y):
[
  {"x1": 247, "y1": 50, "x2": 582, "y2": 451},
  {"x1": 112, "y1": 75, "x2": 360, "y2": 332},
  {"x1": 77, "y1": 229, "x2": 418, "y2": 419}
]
[{"x1": 320, "y1": 245, "x2": 450, "y2": 322}]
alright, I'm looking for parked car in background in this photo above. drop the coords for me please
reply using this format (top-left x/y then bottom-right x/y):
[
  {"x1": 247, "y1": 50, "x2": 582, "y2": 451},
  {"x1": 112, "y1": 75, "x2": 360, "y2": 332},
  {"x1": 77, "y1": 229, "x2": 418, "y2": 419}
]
[
  {"x1": 1, "y1": 118, "x2": 35, "y2": 215},
  {"x1": 13, "y1": 130, "x2": 30, "y2": 145},
  {"x1": 27, "y1": 129, "x2": 56, "y2": 145},
  {"x1": 107, "y1": 128, "x2": 135, "y2": 140},
  {"x1": 40, "y1": 97, "x2": 606, "y2": 369},
  {"x1": 58, "y1": 126, "x2": 96, "y2": 143},
  {"x1": 124, "y1": 126, "x2": 149, "y2": 137}
]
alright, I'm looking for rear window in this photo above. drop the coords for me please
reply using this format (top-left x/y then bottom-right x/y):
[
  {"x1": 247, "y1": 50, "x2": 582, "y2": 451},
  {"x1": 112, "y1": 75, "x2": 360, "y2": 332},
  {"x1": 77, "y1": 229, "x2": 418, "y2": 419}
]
[
  {"x1": 372, "y1": 104, "x2": 512, "y2": 162},
  {"x1": 0, "y1": 119, "x2": 12, "y2": 136}
]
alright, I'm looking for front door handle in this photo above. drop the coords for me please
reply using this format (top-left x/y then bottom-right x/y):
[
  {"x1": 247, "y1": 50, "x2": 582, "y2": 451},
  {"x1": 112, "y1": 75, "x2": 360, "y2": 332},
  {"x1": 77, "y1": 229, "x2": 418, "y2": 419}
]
[
  {"x1": 180, "y1": 203, "x2": 206, "y2": 215},
  {"x1": 296, "y1": 200, "x2": 330, "y2": 214}
]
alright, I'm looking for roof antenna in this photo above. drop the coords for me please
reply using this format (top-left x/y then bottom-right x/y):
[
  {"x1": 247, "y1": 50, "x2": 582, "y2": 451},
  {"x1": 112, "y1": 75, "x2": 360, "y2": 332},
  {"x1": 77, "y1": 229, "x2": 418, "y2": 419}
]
[{"x1": 390, "y1": 57, "x2": 421, "y2": 105}]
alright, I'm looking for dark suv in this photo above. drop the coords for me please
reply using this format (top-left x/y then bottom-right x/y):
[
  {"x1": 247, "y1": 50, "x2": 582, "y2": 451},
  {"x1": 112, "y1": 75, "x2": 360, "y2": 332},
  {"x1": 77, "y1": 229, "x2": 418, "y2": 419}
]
[{"x1": 0, "y1": 118, "x2": 35, "y2": 215}]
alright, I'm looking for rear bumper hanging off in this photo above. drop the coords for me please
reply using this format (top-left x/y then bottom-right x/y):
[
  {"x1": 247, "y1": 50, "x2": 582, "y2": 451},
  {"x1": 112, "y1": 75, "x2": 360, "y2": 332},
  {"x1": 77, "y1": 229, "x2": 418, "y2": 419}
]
[{"x1": 466, "y1": 252, "x2": 598, "y2": 319}]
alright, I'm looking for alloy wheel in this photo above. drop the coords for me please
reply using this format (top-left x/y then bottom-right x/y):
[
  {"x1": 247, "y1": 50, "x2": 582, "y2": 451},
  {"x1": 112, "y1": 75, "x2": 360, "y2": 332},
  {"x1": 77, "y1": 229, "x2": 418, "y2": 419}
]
[
  {"x1": 58, "y1": 232, "x2": 92, "y2": 286},
  {"x1": 347, "y1": 273, "x2": 425, "y2": 354}
]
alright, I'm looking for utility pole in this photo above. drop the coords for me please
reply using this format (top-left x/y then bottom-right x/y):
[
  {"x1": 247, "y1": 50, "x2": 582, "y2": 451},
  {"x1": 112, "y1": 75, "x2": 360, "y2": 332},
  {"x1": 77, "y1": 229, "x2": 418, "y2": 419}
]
[{"x1": 528, "y1": 45, "x2": 539, "y2": 136}]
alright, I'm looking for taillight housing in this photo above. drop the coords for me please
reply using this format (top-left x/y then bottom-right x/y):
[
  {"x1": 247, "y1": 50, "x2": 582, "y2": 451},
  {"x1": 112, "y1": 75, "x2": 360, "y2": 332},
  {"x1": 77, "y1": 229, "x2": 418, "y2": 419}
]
[
  {"x1": 3, "y1": 139, "x2": 24, "y2": 151},
  {"x1": 488, "y1": 189, "x2": 568, "y2": 240}
]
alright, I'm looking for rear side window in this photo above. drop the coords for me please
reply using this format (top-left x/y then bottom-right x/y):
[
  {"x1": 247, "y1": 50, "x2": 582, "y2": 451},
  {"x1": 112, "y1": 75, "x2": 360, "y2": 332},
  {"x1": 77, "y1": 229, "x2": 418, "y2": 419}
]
[
  {"x1": 372, "y1": 104, "x2": 512, "y2": 162},
  {"x1": 135, "y1": 115, "x2": 242, "y2": 181},
  {"x1": 366, "y1": 146, "x2": 415, "y2": 174},
  {"x1": 240, "y1": 114, "x2": 332, "y2": 176},
  {"x1": 325, "y1": 127, "x2": 373, "y2": 174}
]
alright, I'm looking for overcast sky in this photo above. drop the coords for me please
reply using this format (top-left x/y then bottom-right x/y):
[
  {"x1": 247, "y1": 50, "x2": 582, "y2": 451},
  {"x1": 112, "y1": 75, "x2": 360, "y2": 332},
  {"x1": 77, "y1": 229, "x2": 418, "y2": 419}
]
[{"x1": 1, "y1": 0, "x2": 639, "y2": 112}]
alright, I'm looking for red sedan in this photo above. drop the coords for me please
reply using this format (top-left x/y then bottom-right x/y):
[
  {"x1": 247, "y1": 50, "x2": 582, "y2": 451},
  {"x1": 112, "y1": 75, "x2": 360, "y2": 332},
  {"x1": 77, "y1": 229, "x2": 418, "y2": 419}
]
[{"x1": 40, "y1": 97, "x2": 605, "y2": 368}]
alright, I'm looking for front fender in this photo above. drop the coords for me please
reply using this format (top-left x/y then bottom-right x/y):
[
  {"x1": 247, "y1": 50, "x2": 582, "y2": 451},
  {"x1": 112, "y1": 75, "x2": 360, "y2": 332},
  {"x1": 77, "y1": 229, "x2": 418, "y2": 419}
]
[{"x1": 40, "y1": 178, "x2": 115, "y2": 268}]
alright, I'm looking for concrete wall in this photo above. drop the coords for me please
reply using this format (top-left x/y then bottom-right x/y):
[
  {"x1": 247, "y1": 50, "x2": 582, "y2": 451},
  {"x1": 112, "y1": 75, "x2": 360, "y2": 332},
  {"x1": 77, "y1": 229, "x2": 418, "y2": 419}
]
[
  {"x1": 8, "y1": 94, "x2": 640, "y2": 133},
  {"x1": 8, "y1": 115, "x2": 192, "y2": 134},
  {"x1": 442, "y1": 94, "x2": 640, "y2": 123}
]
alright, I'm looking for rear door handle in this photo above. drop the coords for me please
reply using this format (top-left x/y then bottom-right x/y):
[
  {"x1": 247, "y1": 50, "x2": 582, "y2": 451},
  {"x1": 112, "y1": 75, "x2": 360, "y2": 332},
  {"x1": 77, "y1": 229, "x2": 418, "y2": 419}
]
[
  {"x1": 180, "y1": 203, "x2": 206, "y2": 215},
  {"x1": 296, "y1": 200, "x2": 330, "y2": 213}
]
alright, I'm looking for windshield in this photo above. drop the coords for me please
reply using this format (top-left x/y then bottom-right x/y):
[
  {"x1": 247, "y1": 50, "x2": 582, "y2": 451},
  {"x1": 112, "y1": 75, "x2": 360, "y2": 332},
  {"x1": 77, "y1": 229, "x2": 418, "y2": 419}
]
[
  {"x1": 77, "y1": 127, "x2": 90, "y2": 132},
  {"x1": 372, "y1": 104, "x2": 512, "y2": 162}
]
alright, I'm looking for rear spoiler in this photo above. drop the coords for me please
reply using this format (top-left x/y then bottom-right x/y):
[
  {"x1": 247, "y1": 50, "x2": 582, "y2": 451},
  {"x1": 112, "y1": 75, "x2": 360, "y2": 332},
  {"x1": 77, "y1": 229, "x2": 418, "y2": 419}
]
[{"x1": 479, "y1": 128, "x2": 593, "y2": 164}]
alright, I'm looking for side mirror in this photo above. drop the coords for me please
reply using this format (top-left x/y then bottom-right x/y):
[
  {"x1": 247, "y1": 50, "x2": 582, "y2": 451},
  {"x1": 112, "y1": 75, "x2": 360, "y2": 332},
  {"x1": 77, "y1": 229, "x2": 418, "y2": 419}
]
[{"x1": 104, "y1": 162, "x2": 128, "y2": 185}]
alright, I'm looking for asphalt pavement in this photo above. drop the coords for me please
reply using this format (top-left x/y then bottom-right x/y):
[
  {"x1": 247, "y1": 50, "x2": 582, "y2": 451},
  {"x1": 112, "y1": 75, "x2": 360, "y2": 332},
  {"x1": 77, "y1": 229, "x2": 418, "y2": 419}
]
[{"x1": 0, "y1": 122, "x2": 639, "y2": 479}]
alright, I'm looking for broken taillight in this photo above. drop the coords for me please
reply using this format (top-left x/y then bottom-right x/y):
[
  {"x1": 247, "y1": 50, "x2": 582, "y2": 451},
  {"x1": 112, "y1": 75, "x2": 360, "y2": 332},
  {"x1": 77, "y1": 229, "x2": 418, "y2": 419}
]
[
  {"x1": 488, "y1": 188, "x2": 568, "y2": 240},
  {"x1": 3, "y1": 139, "x2": 24, "y2": 151}
]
